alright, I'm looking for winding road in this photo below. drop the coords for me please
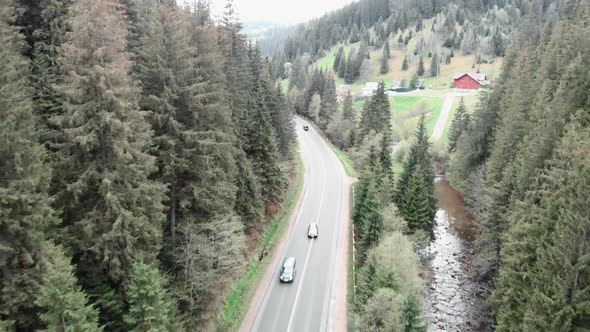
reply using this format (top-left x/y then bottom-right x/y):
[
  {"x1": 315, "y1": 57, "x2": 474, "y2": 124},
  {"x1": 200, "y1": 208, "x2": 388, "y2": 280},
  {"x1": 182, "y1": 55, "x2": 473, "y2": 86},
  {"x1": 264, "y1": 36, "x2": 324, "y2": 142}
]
[{"x1": 240, "y1": 118, "x2": 351, "y2": 332}]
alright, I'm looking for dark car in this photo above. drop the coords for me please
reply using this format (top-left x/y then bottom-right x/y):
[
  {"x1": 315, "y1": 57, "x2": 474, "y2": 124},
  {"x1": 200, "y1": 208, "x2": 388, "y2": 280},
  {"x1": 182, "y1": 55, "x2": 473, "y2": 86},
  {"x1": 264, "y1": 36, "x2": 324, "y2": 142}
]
[
  {"x1": 303, "y1": 125, "x2": 309, "y2": 131},
  {"x1": 279, "y1": 257, "x2": 296, "y2": 283}
]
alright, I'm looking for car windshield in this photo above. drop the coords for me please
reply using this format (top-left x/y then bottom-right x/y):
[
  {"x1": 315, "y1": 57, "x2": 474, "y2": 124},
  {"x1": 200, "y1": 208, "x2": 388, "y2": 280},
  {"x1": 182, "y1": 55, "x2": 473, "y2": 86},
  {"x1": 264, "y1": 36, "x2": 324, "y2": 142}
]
[{"x1": 283, "y1": 267, "x2": 293, "y2": 274}]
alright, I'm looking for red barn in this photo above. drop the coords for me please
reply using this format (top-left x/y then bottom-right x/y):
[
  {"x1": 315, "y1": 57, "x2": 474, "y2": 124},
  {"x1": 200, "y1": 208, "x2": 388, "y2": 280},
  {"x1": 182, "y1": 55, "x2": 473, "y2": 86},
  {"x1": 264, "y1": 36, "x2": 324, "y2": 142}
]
[{"x1": 452, "y1": 73, "x2": 489, "y2": 89}]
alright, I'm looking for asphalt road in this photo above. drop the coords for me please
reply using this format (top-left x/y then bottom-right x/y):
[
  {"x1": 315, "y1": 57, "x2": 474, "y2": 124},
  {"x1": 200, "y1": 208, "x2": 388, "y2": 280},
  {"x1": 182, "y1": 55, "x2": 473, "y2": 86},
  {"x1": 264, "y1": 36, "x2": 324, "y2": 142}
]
[{"x1": 250, "y1": 118, "x2": 348, "y2": 332}]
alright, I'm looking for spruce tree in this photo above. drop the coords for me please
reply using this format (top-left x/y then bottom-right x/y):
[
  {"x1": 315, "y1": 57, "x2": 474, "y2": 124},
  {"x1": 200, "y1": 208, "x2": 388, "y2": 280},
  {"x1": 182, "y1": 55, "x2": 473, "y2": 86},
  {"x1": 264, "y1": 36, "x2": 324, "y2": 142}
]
[
  {"x1": 270, "y1": 84, "x2": 296, "y2": 160},
  {"x1": 402, "y1": 56, "x2": 409, "y2": 71},
  {"x1": 319, "y1": 73, "x2": 338, "y2": 129},
  {"x1": 417, "y1": 56, "x2": 425, "y2": 76},
  {"x1": 344, "y1": 50, "x2": 355, "y2": 84},
  {"x1": 448, "y1": 97, "x2": 469, "y2": 153},
  {"x1": 124, "y1": 261, "x2": 177, "y2": 332},
  {"x1": 31, "y1": 0, "x2": 69, "y2": 147},
  {"x1": 247, "y1": 47, "x2": 287, "y2": 208},
  {"x1": 35, "y1": 243, "x2": 101, "y2": 332},
  {"x1": 380, "y1": 49, "x2": 389, "y2": 74},
  {"x1": 337, "y1": 51, "x2": 347, "y2": 78},
  {"x1": 429, "y1": 52, "x2": 439, "y2": 77},
  {"x1": 54, "y1": 0, "x2": 167, "y2": 324},
  {"x1": 342, "y1": 90, "x2": 355, "y2": 122},
  {"x1": 0, "y1": 2, "x2": 58, "y2": 328},
  {"x1": 395, "y1": 115, "x2": 435, "y2": 232},
  {"x1": 383, "y1": 39, "x2": 390, "y2": 59},
  {"x1": 402, "y1": 292, "x2": 427, "y2": 332},
  {"x1": 358, "y1": 182, "x2": 383, "y2": 263},
  {"x1": 493, "y1": 123, "x2": 590, "y2": 331},
  {"x1": 359, "y1": 82, "x2": 391, "y2": 138},
  {"x1": 399, "y1": 168, "x2": 435, "y2": 232},
  {"x1": 333, "y1": 45, "x2": 344, "y2": 71},
  {"x1": 217, "y1": 0, "x2": 265, "y2": 224}
]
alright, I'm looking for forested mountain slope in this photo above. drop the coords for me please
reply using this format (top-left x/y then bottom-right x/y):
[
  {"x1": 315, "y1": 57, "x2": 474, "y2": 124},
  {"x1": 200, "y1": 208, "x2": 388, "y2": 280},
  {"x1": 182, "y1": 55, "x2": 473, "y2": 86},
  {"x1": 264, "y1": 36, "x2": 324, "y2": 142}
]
[
  {"x1": 448, "y1": 0, "x2": 590, "y2": 329},
  {"x1": 0, "y1": 0, "x2": 295, "y2": 330}
]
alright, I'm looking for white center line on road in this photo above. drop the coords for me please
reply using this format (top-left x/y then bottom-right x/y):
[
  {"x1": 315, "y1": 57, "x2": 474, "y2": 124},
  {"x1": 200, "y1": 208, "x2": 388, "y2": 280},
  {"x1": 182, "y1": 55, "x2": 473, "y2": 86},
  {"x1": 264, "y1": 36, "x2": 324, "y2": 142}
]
[{"x1": 286, "y1": 128, "x2": 328, "y2": 332}]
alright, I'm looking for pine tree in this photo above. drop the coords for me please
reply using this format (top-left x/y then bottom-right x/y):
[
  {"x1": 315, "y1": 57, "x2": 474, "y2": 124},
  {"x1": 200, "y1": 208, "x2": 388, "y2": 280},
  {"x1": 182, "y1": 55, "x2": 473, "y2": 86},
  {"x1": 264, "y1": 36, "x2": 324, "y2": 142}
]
[
  {"x1": 337, "y1": 51, "x2": 347, "y2": 78},
  {"x1": 493, "y1": 123, "x2": 590, "y2": 331},
  {"x1": 35, "y1": 243, "x2": 101, "y2": 332},
  {"x1": 448, "y1": 97, "x2": 469, "y2": 153},
  {"x1": 429, "y1": 52, "x2": 439, "y2": 77},
  {"x1": 359, "y1": 82, "x2": 391, "y2": 138},
  {"x1": 31, "y1": 0, "x2": 69, "y2": 147},
  {"x1": 342, "y1": 90, "x2": 355, "y2": 121},
  {"x1": 358, "y1": 181, "x2": 383, "y2": 263},
  {"x1": 217, "y1": 0, "x2": 265, "y2": 225},
  {"x1": 402, "y1": 56, "x2": 409, "y2": 71},
  {"x1": 417, "y1": 56, "x2": 425, "y2": 76},
  {"x1": 0, "y1": 2, "x2": 58, "y2": 328},
  {"x1": 395, "y1": 115, "x2": 435, "y2": 232},
  {"x1": 383, "y1": 39, "x2": 390, "y2": 59},
  {"x1": 399, "y1": 168, "x2": 435, "y2": 232},
  {"x1": 319, "y1": 73, "x2": 337, "y2": 129},
  {"x1": 53, "y1": 0, "x2": 167, "y2": 324},
  {"x1": 402, "y1": 292, "x2": 427, "y2": 332},
  {"x1": 344, "y1": 49, "x2": 355, "y2": 84},
  {"x1": 124, "y1": 261, "x2": 176, "y2": 332},
  {"x1": 380, "y1": 48, "x2": 389, "y2": 74},
  {"x1": 333, "y1": 45, "x2": 344, "y2": 71},
  {"x1": 247, "y1": 47, "x2": 287, "y2": 208},
  {"x1": 270, "y1": 84, "x2": 296, "y2": 160}
]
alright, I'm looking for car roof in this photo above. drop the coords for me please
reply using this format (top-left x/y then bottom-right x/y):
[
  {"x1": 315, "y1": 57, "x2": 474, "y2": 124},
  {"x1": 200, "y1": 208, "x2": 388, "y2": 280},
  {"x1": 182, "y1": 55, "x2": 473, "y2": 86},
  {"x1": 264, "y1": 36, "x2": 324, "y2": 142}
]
[{"x1": 283, "y1": 257, "x2": 295, "y2": 266}]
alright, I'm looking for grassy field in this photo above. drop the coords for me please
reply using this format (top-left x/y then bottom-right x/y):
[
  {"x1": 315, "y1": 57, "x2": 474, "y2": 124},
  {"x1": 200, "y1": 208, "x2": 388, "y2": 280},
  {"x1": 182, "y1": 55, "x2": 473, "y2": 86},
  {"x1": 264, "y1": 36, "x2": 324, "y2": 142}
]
[{"x1": 217, "y1": 158, "x2": 305, "y2": 331}]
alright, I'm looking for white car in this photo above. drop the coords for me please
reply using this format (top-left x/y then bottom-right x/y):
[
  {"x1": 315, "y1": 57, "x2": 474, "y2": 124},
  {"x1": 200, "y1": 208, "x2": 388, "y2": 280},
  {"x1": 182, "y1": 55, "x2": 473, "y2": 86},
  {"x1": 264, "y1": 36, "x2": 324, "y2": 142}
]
[{"x1": 307, "y1": 223, "x2": 318, "y2": 238}]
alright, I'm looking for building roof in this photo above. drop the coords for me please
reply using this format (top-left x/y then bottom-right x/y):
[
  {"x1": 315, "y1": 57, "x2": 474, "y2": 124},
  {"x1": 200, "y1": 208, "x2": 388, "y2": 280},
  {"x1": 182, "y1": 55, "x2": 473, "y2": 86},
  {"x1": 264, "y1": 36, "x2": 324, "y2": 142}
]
[
  {"x1": 453, "y1": 73, "x2": 487, "y2": 81},
  {"x1": 364, "y1": 82, "x2": 379, "y2": 89}
]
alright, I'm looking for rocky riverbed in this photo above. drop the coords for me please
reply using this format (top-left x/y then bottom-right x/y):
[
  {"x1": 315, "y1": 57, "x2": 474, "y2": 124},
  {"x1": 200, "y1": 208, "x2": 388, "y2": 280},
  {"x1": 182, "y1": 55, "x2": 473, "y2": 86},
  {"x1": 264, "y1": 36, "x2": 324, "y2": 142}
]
[{"x1": 425, "y1": 178, "x2": 492, "y2": 331}]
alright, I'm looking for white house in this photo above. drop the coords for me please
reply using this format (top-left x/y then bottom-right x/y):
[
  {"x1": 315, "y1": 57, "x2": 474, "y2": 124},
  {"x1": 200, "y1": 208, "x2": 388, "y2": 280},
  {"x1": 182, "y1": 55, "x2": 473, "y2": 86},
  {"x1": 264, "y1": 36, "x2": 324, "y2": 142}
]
[{"x1": 362, "y1": 82, "x2": 379, "y2": 97}]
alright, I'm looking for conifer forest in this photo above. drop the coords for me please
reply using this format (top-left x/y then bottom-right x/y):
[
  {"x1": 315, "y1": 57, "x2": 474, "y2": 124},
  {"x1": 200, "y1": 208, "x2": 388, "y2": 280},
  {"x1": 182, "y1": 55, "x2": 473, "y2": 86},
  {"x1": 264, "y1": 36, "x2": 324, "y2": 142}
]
[{"x1": 0, "y1": 0, "x2": 588, "y2": 331}]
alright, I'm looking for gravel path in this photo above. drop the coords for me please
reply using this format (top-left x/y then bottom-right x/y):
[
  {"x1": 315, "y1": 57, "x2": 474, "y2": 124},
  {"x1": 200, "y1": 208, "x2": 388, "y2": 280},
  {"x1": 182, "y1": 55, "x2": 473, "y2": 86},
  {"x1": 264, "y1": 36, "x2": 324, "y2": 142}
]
[{"x1": 432, "y1": 94, "x2": 456, "y2": 141}]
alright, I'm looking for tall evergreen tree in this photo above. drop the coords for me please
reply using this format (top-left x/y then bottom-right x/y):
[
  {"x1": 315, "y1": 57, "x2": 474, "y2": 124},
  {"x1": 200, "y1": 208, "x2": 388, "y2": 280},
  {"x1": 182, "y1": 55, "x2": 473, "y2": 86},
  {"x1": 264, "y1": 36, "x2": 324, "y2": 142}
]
[
  {"x1": 399, "y1": 168, "x2": 435, "y2": 232},
  {"x1": 333, "y1": 45, "x2": 344, "y2": 71},
  {"x1": 53, "y1": 0, "x2": 167, "y2": 325},
  {"x1": 493, "y1": 122, "x2": 590, "y2": 331},
  {"x1": 417, "y1": 56, "x2": 425, "y2": 76},
  {"x1": 344, "y1": 50, "x2": 355, "y2": 84},
  {"x1": 337, "y1": 51, "x2": 347, "y2": 78},
  {"x1": 247, "y1": 47, "x2": 287, "y2": 209},
  {"x1": 124, "y1": 261, "x2": 177, "y2": 332},
  {"x1": 31, "y1": 0, "x2": 69, "y2": 147},
  {"x1": 359, "y1": 82, "x2": 391, "y2": 138},
  {"x1": 217, "y1": 0, "x2": 265, "y2": 225},
  {"x1": 429, "y1": 51, "x2": 439, "y2": 77},
  {"x1": 395, "y1": 115, "x2": 435, "y2": 232},
  {"x1": 319, "y1": 73, "x2": 338, "y2": 129},
  {"x1": 358, "y1": 181, "x2": 383, "y2": 263},
  {"x1": 448, "y1": 97, "x2": 469, "y2": 153},
  {"x1": 0, "y1": 2, "x2": 58, "y2": 328},
  {"x1": 380, "y1": 47, "x2": 389, "y2": 74},
  {"x1": 402, "y1": 55, "x2": 409, "y2": 71},
  {"x1": 36, "y1": 243, "x2": 101, "y2": 332}
]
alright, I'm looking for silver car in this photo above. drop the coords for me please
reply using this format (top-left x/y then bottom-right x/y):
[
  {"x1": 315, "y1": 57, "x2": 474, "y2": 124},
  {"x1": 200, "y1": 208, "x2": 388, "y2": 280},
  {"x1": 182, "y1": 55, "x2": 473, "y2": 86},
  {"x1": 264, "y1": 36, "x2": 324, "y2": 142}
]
[{"x1": 307, "y1": 223, "x2": 318, "y2": 238}]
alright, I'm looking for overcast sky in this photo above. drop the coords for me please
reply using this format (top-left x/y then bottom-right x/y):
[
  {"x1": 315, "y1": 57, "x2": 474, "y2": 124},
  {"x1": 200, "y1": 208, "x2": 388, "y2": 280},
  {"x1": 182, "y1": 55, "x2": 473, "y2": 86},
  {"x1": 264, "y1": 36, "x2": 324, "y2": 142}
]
[{"x1": 207, "y1": 0, "x2": 355, "y2": 24}]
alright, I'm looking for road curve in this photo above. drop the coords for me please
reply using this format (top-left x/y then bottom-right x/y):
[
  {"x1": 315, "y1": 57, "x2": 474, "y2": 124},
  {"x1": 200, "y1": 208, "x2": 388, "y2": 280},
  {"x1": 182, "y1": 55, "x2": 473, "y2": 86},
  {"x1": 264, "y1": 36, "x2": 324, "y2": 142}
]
[{"x1": 243, "y1": 118, "x2": 350, "y2": 332}]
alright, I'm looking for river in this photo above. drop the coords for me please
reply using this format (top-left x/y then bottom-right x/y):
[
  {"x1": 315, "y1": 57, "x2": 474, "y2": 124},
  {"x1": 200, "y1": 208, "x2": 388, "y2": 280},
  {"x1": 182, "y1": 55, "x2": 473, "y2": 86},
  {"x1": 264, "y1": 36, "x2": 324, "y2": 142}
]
[{"x1": 425, "y1": 177, "x2": 492, "y2": 331}]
